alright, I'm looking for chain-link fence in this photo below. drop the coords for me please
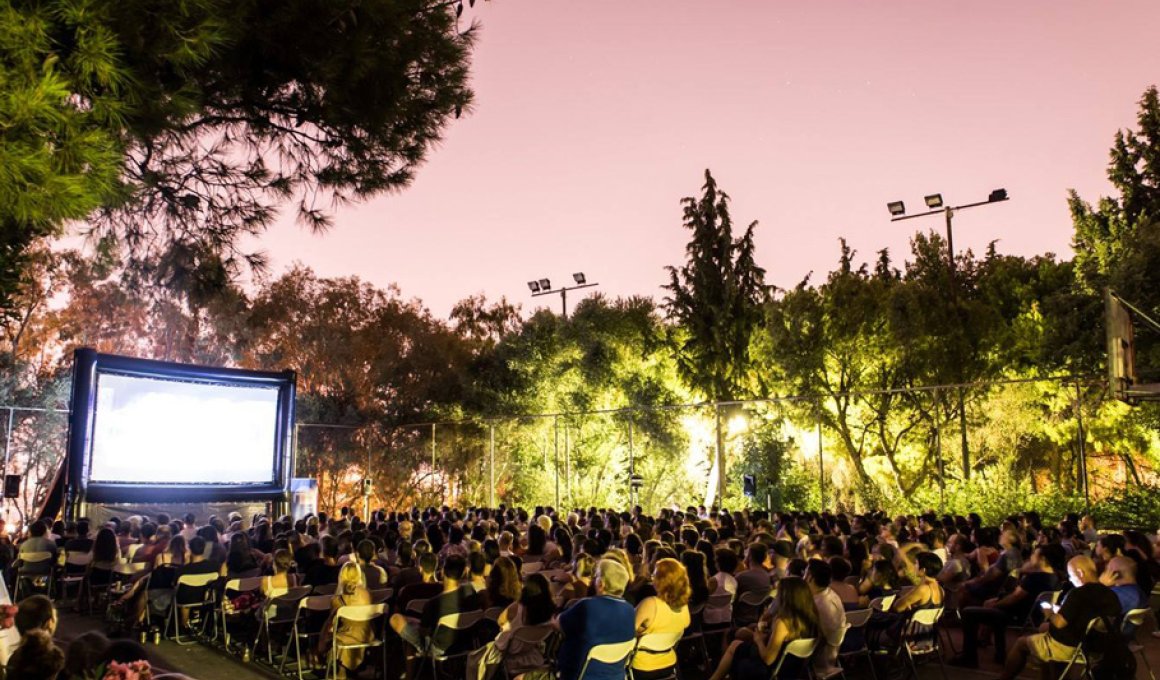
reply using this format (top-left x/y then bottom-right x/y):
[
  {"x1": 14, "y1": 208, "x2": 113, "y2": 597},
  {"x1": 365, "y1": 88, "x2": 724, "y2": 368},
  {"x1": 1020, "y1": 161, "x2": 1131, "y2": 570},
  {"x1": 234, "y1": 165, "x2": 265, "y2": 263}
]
[
  {"x1": 0, "y1": 406, "x2": 69, "y2": 528},
  {"x1": 295, "y1": 375, "x2": 1160, "y2": 523},
  {"x1": 5, "y1": 375, "x2": 1157, "y2": 525}
]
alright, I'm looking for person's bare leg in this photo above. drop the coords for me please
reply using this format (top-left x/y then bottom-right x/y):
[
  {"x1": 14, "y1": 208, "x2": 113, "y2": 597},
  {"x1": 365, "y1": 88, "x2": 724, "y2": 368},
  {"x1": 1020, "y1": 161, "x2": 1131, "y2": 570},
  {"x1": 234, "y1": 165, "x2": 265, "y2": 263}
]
[
  {"x1": 708, "y1": 640, "x2": 744, "y2": 680},
  {"x1": 997, "y1": 637, "x2": 1032, "y2": 680}
]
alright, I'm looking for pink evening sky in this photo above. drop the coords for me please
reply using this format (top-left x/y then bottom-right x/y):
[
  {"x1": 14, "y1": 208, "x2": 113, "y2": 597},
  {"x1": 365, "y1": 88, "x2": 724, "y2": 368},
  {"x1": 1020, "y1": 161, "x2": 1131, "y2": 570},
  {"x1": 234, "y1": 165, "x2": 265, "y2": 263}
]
[{"x1": 252, "y1": 0, "x2": 1160, "y2": 318}]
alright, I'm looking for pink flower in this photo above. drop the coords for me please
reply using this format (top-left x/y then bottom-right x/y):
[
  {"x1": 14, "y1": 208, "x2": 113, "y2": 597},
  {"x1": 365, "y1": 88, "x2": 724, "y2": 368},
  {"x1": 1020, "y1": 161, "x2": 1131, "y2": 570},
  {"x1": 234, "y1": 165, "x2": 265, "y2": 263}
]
[{"x1": 103, "y1": 659, "x2": 153, "y2": 680}]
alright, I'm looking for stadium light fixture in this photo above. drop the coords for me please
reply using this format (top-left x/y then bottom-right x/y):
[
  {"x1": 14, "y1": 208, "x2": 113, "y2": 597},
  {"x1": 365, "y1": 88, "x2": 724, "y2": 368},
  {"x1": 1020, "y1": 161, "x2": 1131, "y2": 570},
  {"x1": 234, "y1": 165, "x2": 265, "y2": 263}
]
[
  {"x1": 988, "y1": 188, "x2": 1008, "y2": 203},
  {"x1": 924, "y1": 194, "x2": 944, "y2": 209},
  {"x1": 887, "y1": 201, "x2": 906, "y2": 217},
  {"x1": 527, "y1": 272, "x2": 599, "y2": 319}
]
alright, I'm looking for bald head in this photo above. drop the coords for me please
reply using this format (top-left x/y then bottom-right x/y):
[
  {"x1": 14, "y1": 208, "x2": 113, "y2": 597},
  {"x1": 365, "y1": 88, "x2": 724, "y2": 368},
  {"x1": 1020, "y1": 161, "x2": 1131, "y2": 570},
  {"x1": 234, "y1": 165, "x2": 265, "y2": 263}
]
[
  {"x1": 1067, "y1": 555, "x2": 1099, "y2": 588},
  {"x1": 1100, "y1": 555, "x2": 1137, "y2": 587}
]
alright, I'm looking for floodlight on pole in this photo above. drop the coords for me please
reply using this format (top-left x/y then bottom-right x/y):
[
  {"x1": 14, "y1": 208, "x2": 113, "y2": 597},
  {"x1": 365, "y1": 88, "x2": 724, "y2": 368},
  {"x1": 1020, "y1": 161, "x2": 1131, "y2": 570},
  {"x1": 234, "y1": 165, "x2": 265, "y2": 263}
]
[
  {"x1": 527, "y1": 272, "x2": 600, "y2": 319},
  {"x1": 887, "y1": 201, "x2": 906, "y2": 217},
  {"x1": 887, "y1": 185, "x2": 1010, "y2": 487}
]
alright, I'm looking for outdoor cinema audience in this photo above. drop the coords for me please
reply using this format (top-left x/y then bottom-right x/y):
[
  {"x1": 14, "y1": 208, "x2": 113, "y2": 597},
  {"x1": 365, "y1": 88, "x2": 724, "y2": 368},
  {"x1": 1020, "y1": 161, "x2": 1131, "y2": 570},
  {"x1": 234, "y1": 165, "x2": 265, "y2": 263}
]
[{"x1": 4, "y1": 502, "x2": 1160, "y2": 680}]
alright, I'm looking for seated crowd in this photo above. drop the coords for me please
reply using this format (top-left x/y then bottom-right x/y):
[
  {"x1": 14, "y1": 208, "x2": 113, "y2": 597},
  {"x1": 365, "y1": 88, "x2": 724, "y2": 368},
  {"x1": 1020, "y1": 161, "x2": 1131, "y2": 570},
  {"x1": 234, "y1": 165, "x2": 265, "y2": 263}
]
[{"x1": 4, "y1": 506, "x2": 1158, "y2": 680}]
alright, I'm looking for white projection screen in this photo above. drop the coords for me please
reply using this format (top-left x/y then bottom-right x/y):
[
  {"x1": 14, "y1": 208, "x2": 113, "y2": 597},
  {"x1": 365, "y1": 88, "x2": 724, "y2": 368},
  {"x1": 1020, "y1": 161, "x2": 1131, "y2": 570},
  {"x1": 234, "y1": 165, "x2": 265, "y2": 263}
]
[
  {"x1": 90, "y1": 373, "x2": 280, "y2": 485},
  {"x1": 67, "y1": 349, "x2": 296, "y2": 505}
]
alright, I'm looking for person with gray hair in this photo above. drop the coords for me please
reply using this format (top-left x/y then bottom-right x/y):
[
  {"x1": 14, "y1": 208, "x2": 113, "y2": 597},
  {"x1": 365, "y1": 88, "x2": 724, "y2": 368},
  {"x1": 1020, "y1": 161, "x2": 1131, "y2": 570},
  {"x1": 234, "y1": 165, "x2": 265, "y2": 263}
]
[{"x1": 555, "y1": 559, "x2": 636, "y2": 680}]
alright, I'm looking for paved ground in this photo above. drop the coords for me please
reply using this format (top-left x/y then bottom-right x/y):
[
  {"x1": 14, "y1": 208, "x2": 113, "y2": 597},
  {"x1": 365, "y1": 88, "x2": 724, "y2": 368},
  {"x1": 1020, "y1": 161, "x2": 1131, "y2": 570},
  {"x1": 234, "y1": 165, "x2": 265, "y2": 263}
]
[{"x1": 53, "y1": 609, "x2": 1160, "y2": 680}]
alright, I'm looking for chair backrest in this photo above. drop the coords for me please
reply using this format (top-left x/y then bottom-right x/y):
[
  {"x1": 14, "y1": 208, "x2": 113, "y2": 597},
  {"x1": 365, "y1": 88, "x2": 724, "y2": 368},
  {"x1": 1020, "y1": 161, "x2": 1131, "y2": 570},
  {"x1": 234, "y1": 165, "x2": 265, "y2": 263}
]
[
  {"x1": 65, "y1": 551, "x2": 93, "y2": 567},
  {"x1": 738, "y1": 589, "x2": 771, "y2": 606},
  {"x1": 539, "y1": 569, "x2": 566, "y2": 582},
  {"x1": 113, "y1": 561, "x2": 148, "y2": 576},
  {"x1": 335, "y1": 603, "x2": 386, "y2": 624},
  {"x1": 405, "y1": 598, "x2": 429, "y2": 616},
  {"x1": 770, "y1": 637, "x2": 818, "y2": 677},
  {"x1": 177, "y1": 572, "x2": 221, "y2": 589},
  {"x1": 268, "y1": 585, "x2": 312, "y2": 613},
  {"x1": 312, "y1": 583, "x2": 337, "y2": 596},
  {"x1": 579, "y1": 639, "x2": 634, "y2": 680},
  {"x1": 435, "y1": 609, "x2": 484, "y2": 631},
  {"x1": 301, "y1": 594, "x2": 334, "y2": 612},
  {"x1": 869, "y1": 594, "x2": 896, "y2": 611},
  {"x1": 225, "y1": 576, "x2": 263, "y2": 594},
  {"x1": 509, "y1": 623, "x2": 555, "y2": 646},
  {"x1": 909, "y1": 607, "x2": 943, "y2": 627},
  {"x1": 483, "y1": 606, "x2": 505, "y2": 622},
  {"x1": 844, "y1": 608, "x2": 873, "y2": 628},
  {"x1": 19, "y1": 551, "x2": 53, "y2": 566},
  {"x1": 1122, "y1": 607, "x2": 1151, "y2": 632},
  {"x1": 370, "y1": 588, "x2": 392, "y2": 605},
  {"x1": 635, "y1": 630, "x2": 683, "y2": 655}
]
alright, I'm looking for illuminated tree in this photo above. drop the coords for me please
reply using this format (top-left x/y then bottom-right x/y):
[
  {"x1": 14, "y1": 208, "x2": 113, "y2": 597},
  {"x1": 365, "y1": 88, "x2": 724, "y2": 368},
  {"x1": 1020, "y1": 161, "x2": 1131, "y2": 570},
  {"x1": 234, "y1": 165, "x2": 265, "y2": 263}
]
[{"x1": 663, "y1": 170, "x2": 767, "y2": 504}]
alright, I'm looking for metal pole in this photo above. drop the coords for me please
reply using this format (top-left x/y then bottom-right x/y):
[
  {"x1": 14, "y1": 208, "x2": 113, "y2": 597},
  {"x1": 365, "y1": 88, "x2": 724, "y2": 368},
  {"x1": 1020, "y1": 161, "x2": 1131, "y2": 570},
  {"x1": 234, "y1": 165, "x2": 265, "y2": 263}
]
[
  {"x1": 2, "y1": 409, "x2": 12, "y2": 527},
  {"x1": 934, "y1": 388, "x2": 946, "y2": 512},
  {"x1": 944, "y1": 207, "x2": 956, "y2": 277},
  {"x1": 564, "y1": 421, "x2": 571, "y2": 507},
  {"x1": 944, "y1": 207, "x2": 971, "y2": 481},
  {"x1": 561, "y1": 288, "x2": 568, "y2": 320},
  {"x1": 2, "y1": 409, "x2": 13, "y2": 482},
  {"x1": 489, "y1": 422, "x2": 496, "y2": 508},
  {"x1": 816, "y1": 399, "x2": 825, "y2": 509},
  {"x1": 628, "y1": 415, "x2": 635, "y2": 507},
  {"x1": 431, "y1": 423, "x2": 437, "y2": 503},
  {"x1": 553, "y1": 416, "x2": 560, "y2": 508},
  {"x1": 1075, "y1": 381, "x2": 1091, "y2": 511}
]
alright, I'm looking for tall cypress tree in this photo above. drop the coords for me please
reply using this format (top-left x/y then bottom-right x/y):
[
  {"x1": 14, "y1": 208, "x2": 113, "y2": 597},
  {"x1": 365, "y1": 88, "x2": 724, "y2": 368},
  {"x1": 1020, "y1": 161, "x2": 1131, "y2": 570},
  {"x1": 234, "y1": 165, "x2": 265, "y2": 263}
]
[{"x1": 664, "y1": 170, "x2": 767, "y2": 503}]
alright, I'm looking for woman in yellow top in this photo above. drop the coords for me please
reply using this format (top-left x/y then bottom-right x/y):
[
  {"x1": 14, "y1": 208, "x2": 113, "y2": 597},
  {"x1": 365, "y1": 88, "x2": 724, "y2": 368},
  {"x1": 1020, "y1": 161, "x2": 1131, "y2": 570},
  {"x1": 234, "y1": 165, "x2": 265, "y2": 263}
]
[{"x1": 632, "y1": 557, "x2": 692, "y2": 679}]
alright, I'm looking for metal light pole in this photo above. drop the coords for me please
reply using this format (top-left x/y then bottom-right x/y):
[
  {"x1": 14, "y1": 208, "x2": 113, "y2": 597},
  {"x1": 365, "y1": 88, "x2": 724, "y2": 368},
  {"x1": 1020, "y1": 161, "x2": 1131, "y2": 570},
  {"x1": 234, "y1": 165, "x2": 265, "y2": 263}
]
[
  {"x1": 888, "y1": 189, "x2": 1008, "y2": 481},
  {"x1": 527, "y1": 273, "x2": 599, "y2": 319}
]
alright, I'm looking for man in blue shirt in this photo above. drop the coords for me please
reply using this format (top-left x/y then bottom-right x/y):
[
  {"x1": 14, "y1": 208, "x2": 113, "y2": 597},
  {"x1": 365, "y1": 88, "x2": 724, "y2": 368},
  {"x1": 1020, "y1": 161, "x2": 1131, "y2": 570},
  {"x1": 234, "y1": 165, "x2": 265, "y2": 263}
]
[
  {"x1": 556, "y1": 558, "x2": 636, "y2": 680},
  {"x1": 1100, "y1": 556, "x2": 1147, "y2": 636}
]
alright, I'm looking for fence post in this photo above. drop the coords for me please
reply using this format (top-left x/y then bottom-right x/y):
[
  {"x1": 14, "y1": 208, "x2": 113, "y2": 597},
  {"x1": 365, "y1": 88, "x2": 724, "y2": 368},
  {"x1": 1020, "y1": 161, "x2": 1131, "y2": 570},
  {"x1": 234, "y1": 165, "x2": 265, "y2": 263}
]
[
  {"x1": 628, "y1": 413, "x2": 635, "y2": 508},
  {"x1": 934, "y1": 388, "x2": 945, "y2": 512},
  {"x1": 1074, "y1": 381, "x2": 1090, "y2": 512},
  {"x1": 2, "y1": 408, "x2": 13, "y2": 485},
  {"x1": 564, "y1": 421, "x2": 572, "y2": 508},
  {"x1": 816, "y1": 399, "x2": 824, "y2": 510},
  {"x1": 489, "y1": 422, "x2": 496, "y2": 508},
  {"x1": 553, "y1": 416, "x2": 560, "y2": 508}
]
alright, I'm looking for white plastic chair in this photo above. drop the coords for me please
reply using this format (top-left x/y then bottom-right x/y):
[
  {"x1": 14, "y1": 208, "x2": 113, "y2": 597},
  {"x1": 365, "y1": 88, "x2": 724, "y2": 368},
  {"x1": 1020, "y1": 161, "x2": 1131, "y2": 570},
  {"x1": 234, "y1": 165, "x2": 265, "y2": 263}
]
[
  {"x1": 426, "y1": 609, "x2": 485, "y2": 678},
  {"x1": 280, "y1": 594, "x2": 334, "y2": 680},
  {"x1": 327, "y1": 603, "x2": 386, "y2": 679},
  {"x1": 14, "y1": 551, "x2": 55, "y2": 601},
  {"x1": 769, "y1": 637, "x2": 818, "y2": 679},
  {"x1": 220, "y1": 576, "x2": 263, "y2": 648},
  {"x1": 577, "y1": 638, "x2": 634, "y2": 680},
  {"x1": 167, "y1": 572, "x2": 221, "y2": 645}
]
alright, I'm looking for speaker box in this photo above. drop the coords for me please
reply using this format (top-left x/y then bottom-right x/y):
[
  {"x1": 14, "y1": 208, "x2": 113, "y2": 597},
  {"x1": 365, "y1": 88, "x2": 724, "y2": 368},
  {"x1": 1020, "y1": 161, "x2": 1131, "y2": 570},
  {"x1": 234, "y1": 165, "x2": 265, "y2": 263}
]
[{"x1": 3, "y1": 474, "x2": 20, "y2": 499}]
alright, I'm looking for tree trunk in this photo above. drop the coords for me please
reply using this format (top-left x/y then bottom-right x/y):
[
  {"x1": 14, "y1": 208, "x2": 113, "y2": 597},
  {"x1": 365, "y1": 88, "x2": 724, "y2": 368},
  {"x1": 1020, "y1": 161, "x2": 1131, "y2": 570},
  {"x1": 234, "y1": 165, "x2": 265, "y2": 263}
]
[{"x1": 715, "y1": 405, "x2": 726, "y2": 505}]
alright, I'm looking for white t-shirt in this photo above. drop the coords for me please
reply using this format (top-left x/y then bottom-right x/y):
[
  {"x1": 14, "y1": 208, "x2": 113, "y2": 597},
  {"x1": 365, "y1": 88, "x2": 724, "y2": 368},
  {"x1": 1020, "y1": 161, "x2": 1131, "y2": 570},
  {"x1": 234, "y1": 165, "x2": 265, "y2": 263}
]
[{"x1": 814, "y1": 587, "x2": 846, "y2": 671}]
